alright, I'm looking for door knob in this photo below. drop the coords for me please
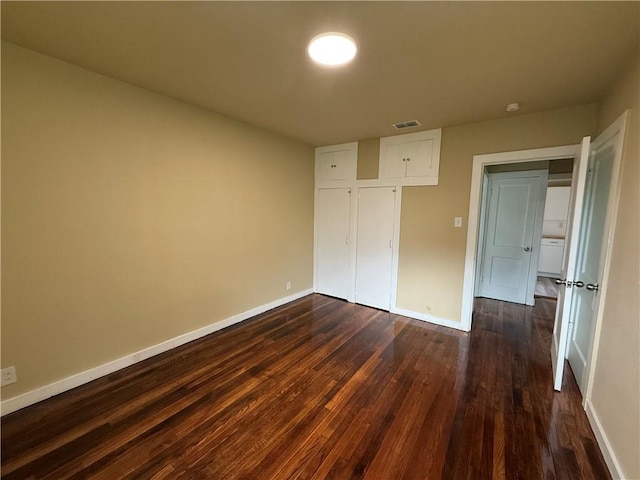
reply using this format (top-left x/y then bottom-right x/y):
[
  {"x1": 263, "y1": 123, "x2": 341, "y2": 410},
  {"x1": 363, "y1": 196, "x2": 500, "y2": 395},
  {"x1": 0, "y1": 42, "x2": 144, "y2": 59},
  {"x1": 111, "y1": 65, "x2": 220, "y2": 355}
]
[
  {"x1": 523, "y1": 246, "x2": 531, "y2": 252},
  {"x1": 586, "y1": 283, "x2": 599, "y2": 292},
  {"x1": 573, "y1": 281, "x2": 585, "y2": 288},
  {"x1": 555, "y1": 279, "x2": 567, "y2": 285}
]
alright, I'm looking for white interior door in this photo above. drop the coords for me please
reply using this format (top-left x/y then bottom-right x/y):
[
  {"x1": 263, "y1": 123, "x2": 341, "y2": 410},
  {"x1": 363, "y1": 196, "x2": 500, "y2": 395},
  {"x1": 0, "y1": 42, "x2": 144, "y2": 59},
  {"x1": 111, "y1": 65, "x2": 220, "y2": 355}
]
[
  {"x1": 551, "y1": 137, "x2": 590, "y2": 391},
  {"x1": 478, "y1": 171, "x2": 547, "y2": 304},
  {"x1": 355, "y1": 187, "x2": 396, "y2": 310},
  {"x1": 567, "y1": 137, "x2": 616, "y2": 395},
  {"x1": 315, "y1": 188, "x2": 351, "y2": 300}
]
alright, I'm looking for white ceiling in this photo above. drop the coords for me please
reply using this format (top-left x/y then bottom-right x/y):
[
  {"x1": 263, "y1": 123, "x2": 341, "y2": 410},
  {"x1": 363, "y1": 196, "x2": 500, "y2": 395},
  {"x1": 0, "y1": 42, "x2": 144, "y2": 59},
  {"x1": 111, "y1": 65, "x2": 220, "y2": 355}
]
[{"x1": 2, "y1": 1, "x2": 638, "y2": 146}]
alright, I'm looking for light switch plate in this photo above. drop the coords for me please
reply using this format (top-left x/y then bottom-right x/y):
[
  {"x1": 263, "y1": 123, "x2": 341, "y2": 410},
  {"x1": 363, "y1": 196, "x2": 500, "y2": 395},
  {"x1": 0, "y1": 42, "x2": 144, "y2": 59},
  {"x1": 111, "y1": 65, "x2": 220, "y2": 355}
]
[
  {"x1": 454, "y1": 217, "x2": 463, "y2": 227},
  {"x1": 1, "y1": 366, "x2": 17, "y2": 386}
]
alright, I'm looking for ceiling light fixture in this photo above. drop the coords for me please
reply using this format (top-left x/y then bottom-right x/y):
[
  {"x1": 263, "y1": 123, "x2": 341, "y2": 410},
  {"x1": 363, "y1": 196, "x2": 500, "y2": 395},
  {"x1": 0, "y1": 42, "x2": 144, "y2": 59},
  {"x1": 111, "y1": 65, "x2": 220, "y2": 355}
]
[
  {"x1": 505, "y1": 102, "x2": 520, "y2": 112},
  {"x1": 307, "y1": 32, "x2": 357, "y2": 66}
]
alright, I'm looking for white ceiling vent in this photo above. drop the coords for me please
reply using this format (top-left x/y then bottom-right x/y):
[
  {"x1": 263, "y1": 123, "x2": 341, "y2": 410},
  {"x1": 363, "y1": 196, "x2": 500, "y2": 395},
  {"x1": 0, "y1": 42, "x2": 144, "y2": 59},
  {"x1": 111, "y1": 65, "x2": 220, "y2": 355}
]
[{"x1": 392, "y1": 120, "x2": 421, "y2": 130}]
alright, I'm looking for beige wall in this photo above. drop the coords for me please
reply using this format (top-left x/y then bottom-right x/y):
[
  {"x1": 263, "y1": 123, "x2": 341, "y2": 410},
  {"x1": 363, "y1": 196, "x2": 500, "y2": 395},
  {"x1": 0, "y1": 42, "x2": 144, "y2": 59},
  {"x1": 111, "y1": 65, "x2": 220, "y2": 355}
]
[
  {"x1": 590, "y1": 53, "x2": 639, "y2": 479},
  {"x1": 1, "y1": 42, "x2": 314, "y2": 399},
  {"x1": 395, "y1": 104, "x2": 598, "y2": 319},
  {"x1": 356, "y1": 138, "x2": 379, "y2": 180}
]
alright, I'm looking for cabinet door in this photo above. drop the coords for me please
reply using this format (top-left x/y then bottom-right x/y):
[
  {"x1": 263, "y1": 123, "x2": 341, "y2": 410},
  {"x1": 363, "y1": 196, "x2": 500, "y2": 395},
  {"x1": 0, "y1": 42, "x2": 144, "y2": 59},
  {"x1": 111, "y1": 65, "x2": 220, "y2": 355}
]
[
  {"x1": 379, "y1": 142, "x2": 407, "y2": 178},
  {"x1": 315, "y1": 143, "x2": 357, "y2": 184},
  {"x1": 315, "y1": 188, "x2": 352, "y2": 300},
  {"x1": 404, "y1": 139, "x2": 434, "y2": 178},
  {"x1": 355, "y1": 187, "x2": 396, "y2": 310},
  {"x1": 538, "y1": 245, "x2": 564, "y2": 275},
  {"x1": 379, "y1": 129, "x2": 441, "y2": 183}
]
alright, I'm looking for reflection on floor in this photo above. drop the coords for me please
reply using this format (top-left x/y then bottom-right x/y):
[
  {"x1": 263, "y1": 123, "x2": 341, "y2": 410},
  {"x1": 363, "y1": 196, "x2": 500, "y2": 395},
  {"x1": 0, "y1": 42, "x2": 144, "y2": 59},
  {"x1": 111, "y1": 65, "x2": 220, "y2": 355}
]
[{"x1": 535, "y1": 276, "x2": 559, "y2": 298}]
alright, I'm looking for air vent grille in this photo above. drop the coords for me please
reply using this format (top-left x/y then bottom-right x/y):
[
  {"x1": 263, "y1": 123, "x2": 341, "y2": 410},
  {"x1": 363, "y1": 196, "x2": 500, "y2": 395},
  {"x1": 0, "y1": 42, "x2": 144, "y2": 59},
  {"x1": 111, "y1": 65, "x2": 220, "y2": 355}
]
[{"x1": 392, "y1": 120, "x2": 421, "y2": 130}]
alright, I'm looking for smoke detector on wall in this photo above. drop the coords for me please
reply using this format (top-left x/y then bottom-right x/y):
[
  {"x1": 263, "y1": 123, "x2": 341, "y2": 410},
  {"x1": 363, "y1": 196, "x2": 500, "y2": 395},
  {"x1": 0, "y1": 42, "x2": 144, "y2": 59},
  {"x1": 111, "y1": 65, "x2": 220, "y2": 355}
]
[{"x1": 392, "y1": 120, "x2": 422, "y2": 130}]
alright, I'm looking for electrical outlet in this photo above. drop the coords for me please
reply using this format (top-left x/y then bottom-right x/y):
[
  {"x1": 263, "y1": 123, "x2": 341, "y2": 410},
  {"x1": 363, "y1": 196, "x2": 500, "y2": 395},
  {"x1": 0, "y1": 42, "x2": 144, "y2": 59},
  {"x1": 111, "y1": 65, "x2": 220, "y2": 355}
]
[
  {"x1": 454, "y1": 217, "x2": 463, "y2": 228},
  {"x1": 286, "y1": 281, "x2": 291, "y2": 291},
  {"x1": 1, "y1": 366, "x2": 17, "y2": 387}
]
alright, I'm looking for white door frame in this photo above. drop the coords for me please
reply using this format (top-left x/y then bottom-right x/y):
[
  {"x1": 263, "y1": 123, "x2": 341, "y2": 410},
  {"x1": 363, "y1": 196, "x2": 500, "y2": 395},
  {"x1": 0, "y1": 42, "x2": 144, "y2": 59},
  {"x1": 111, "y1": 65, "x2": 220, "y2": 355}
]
[{"x1": 461, "y1": 144, "x2": 579, "y2": 331}]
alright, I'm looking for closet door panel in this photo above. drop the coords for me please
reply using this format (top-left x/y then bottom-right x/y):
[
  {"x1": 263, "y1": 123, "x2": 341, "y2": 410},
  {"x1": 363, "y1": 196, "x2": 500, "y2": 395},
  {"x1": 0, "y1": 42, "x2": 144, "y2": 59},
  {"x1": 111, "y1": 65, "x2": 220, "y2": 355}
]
[
  {"x1": 355, "y1": 187, "x2": 396, "y2": 310},
  {"x1": 315, "y1": 188, "x2": 351, "y2": 299}
]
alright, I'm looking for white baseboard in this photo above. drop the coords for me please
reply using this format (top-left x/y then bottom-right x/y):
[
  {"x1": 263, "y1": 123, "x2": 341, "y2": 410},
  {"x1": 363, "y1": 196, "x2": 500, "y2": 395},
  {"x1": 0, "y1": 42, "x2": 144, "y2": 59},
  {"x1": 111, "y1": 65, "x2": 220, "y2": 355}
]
[
  {"x1": 585, "y1": 399, "x2": 624, "y2": 479},
  {"x1": 390, "y1": 306, "x2": 469, "y2": 332},
  {"x1": 1, "y1": 288, "x2": 313, "y2": 416}
]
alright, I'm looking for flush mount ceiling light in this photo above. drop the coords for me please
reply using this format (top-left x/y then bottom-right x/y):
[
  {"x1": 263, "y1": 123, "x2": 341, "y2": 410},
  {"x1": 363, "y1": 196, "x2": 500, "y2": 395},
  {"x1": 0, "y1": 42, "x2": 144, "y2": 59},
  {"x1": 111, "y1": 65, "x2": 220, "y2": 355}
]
[
  {"x1": 307, "y1": 32, "x2": 357, "y2": 66},
  {"x1": 505, "y1": 102, "x2": 520, "y2": 112}
]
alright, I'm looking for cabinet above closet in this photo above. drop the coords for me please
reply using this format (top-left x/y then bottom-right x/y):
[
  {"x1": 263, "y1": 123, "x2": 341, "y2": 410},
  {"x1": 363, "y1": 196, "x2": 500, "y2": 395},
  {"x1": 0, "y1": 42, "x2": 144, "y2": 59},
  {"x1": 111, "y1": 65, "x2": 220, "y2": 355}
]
[
  {"x1": 315, "y1": 142, "x2": 357, "y2": 186},
  {"x1": 379, "y1": 129, "x2": 441, "y2": 186},
  {"x1": 314, "y1": 129, "x2": 441, "y2": 188}
]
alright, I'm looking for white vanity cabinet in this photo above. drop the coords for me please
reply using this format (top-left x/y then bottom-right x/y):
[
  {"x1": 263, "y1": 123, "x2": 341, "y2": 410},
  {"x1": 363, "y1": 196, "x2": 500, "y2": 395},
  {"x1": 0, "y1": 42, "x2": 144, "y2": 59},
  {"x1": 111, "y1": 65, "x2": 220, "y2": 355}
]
[
  {"x1": 379, "y1": 129, "x2": 441, "y2": 185},
  {"x1": 315, "y1": 142, "x2": 357, "y2": 184}
]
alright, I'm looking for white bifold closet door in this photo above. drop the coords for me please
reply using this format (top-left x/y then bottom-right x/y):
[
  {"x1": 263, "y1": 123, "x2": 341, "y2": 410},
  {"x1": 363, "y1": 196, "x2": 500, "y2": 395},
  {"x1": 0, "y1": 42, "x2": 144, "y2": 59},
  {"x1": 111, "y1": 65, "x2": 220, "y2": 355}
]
[
  {"x1": 315, "y1": 188, "x2": 352, "y2": 300},
  {"x1": 355, "y1": 187, "x2": 396, "y2": 310}
]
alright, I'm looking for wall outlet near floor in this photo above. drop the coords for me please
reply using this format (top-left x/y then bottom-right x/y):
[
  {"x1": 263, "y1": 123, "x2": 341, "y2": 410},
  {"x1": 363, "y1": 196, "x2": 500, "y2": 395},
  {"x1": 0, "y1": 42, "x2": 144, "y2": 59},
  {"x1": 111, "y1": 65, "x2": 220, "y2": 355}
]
[
  {"x1": 1, "y1": 366, "x2": 17, "y2": 386},
  {"x1": 286, "y1": 281, "x2": 291, "y2": 291}
]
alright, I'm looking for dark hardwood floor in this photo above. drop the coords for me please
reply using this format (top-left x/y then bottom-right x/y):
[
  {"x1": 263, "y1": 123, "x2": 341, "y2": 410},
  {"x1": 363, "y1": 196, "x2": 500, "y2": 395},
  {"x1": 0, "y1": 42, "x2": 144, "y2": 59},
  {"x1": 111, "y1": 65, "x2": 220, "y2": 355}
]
[{"x1": 1, "y1": 294, "x2": 610, "y2": 479}]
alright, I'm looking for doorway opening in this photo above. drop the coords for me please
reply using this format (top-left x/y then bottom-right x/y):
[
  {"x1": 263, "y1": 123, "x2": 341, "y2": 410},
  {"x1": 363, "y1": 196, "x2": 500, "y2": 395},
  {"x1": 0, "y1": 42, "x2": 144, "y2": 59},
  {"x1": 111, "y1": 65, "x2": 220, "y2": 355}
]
[
  {"x1": 461, "y1": 143, "x2": 582, "y2": 331},
  {"x1": 474, "y1": 159, "x2": 574, "y2": 305}
]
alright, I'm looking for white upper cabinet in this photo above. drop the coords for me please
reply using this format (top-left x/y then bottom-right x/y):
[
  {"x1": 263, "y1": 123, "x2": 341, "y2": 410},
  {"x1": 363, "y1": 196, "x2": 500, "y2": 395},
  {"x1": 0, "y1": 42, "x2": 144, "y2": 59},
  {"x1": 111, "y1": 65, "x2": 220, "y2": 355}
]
[
  {"x1": 315, "y1": 142, "x2": 357, "y2": 184},
  {"x1": 379, "y1": 129, "x2": 441, "y2": 185}
]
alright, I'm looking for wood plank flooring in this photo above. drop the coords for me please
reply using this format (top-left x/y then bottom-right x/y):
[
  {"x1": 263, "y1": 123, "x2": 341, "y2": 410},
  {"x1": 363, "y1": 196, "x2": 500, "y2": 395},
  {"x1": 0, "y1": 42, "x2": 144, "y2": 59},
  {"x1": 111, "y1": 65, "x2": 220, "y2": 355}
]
[{"x1": 1, "y1": 294, "x2": 610, "y2": 479}]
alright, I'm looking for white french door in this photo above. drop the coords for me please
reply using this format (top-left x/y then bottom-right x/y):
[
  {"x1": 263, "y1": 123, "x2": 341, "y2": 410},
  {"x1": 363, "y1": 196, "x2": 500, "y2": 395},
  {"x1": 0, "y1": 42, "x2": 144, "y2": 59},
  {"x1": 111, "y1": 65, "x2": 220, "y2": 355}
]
[
  {"x1": 566, "y1": 141, "x2": 614, "y2": 394},
  {"x1": 551, "y1": 137, "x2": 590, "y2": 391},
  {"x1": 355, "y1": 187, "x2": 396, "y2": 310},
  {"x1": 551, "y1": 113, "x2": 626, "y2": 392}
]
